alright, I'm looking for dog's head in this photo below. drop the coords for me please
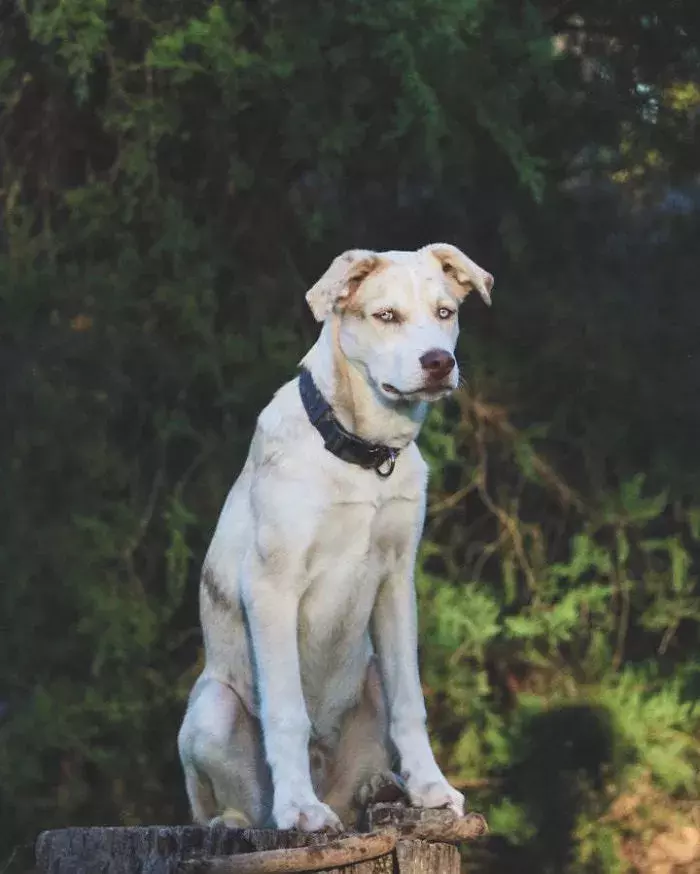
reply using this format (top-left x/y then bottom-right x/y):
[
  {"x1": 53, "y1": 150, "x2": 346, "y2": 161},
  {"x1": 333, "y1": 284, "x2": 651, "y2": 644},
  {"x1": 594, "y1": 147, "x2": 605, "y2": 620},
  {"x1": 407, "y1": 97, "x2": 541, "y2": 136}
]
[{"x1": 306, "y1": 244, "x2": 493, "y2": 403}]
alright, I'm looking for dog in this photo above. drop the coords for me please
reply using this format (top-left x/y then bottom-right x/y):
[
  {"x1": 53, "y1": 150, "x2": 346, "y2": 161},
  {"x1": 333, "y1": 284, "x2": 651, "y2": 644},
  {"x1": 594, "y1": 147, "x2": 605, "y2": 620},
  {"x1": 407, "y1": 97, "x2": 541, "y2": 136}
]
[{"x1": 177, "y1": 243, "x2": 494, "y2": 832}]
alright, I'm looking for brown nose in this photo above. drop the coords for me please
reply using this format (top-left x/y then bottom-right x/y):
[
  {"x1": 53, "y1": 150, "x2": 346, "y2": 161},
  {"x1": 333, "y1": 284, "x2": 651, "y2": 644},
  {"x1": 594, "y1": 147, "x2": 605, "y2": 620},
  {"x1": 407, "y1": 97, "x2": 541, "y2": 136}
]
[{"x1": 420, "y1": 349, "x2": 456, "y2": 381}]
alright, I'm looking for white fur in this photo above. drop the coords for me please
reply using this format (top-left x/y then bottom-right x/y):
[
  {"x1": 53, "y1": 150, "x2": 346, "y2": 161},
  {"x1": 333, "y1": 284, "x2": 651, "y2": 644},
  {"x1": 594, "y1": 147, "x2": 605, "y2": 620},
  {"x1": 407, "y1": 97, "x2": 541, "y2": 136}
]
[{"x1": 177, "y1": 244, "x2": 493, "y2": 831}]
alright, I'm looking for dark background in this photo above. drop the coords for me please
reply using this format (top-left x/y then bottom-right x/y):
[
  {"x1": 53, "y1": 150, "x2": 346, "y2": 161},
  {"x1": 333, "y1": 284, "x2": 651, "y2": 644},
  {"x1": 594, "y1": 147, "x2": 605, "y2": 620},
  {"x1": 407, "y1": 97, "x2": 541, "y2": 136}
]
[{"x1": 1, "y1": 2, "x2": 699, "y2": 872}]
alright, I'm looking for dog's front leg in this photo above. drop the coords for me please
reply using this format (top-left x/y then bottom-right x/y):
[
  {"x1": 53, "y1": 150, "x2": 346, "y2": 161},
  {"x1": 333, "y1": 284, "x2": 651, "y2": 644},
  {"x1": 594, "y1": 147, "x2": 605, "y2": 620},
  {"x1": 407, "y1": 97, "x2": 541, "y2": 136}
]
[
  {"x1": 242, "y1": 562, "x2": 342, "y2": 832},
  {"x1": 371, "y1": 502, "x2": 465, "y2": 817}
]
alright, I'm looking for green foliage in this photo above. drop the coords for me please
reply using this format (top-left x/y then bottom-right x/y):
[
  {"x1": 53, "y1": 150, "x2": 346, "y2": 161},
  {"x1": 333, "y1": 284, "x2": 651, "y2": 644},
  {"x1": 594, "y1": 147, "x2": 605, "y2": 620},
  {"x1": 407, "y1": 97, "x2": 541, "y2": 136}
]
[
  {"x1": 418, "y1": 402, "x2": 700, "y2": 871},
  {"x1": 1, "y1": 0, "x2": 700, "y2": 872}
]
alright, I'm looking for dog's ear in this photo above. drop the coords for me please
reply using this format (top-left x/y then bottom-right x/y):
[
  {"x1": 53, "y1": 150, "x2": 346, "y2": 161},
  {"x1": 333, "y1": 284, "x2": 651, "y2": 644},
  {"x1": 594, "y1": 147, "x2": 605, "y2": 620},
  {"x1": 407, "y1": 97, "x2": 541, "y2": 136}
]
[
  {"x1": 306, "y1": 250, "x2": 380, "y2": 322},
  {"x1": 423, "y1": 243, "x2": 494, "y2": 306}
]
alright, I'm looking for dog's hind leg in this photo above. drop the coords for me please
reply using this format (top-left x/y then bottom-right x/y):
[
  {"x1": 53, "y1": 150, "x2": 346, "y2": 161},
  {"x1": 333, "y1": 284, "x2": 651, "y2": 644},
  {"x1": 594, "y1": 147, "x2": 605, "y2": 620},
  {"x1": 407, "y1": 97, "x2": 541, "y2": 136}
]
[
  {"x1": 181, "y1": 760, "x2": 218, "y2": 825},
  {"x1": 321, "y1": 658, "x2": 407, "y2": 828},
  {"x1": 177, "y1": 675, "x2": 272, "y2": 827}
]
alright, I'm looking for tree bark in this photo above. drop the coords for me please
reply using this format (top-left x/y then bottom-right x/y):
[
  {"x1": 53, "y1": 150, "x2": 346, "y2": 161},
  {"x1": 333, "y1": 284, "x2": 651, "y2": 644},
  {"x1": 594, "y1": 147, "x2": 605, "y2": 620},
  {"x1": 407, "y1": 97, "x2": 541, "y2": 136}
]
[
  {"x1": 35, "y1": 805, "x2": 484, "y2": 874},
  {"x1": 366, "y1": 803, "x2": 488, "y2": 842}
]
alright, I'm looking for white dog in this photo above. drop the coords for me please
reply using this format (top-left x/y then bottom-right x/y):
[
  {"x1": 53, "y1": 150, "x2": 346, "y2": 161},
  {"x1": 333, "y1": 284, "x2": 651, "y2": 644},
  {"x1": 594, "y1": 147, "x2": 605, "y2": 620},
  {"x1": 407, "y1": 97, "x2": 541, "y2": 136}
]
[{"x1": 177, "y1": 243, "x2": 494, "y2": 832}]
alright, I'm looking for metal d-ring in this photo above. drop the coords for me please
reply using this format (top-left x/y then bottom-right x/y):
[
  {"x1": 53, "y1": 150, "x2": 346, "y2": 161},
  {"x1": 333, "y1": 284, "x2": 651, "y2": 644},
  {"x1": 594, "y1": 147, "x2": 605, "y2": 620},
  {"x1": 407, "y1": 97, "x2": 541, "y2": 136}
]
[{"x1": 375, "y1": 450, "x2": 397, "y2": 478}]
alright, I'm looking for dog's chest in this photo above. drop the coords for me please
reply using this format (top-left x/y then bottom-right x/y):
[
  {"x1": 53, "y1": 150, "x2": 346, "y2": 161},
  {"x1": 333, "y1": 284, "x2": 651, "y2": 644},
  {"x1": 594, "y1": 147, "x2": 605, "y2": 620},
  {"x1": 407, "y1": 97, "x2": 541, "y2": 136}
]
[
  {"x1": 296, "y1": 496, "x2": 414, "y2": 727},
  {"x1": 299, "y1": 496, "x2": 412, "y2": 642}
]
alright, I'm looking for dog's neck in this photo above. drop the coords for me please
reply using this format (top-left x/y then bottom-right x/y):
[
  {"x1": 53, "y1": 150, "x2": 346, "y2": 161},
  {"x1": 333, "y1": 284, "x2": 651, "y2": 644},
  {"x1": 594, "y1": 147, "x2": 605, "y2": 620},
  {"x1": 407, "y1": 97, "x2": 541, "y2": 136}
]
[{"x1": 300, "y1": 319, "x2": 428, "y2": 449}]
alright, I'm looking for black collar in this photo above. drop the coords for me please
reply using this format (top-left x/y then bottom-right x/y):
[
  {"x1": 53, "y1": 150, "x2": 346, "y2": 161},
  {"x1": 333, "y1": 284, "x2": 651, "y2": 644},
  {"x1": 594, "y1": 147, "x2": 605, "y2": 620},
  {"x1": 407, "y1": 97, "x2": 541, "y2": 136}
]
[{"x1": 298, "y1": 366, "x2": 399, "y2": 477}]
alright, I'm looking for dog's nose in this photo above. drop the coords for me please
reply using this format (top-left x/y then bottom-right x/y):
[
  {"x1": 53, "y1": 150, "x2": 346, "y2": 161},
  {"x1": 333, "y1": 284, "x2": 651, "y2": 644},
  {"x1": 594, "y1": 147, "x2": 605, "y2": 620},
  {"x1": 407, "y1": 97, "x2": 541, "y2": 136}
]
[{"x1": 420, "y1": 349, "x2": 456, "y2": 381}]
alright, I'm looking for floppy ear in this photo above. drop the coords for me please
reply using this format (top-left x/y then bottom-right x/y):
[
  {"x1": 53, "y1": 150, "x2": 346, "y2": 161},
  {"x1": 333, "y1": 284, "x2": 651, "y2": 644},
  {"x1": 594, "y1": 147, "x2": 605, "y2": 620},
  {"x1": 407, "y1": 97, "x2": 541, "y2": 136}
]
[
  {"x1": 423, "y1": 242, "x2": 494, "y2": 306},
  {"x1": 305, "y1": 249, "x2": 380, "y2": 322}
]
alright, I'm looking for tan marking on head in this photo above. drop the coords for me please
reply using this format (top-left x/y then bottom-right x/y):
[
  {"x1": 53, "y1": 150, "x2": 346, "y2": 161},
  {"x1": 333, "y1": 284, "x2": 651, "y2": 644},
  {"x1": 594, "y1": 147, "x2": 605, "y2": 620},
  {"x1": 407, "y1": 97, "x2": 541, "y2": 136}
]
[
  {"x1": 329, "y1": 314, "x2": 359, "y2": 430},
  {"x1": 306, "y1": 250, "x2": 384, "y2": 322},
  {"x1": 341, "y1": 260, "x2": 391, "y2": 319},
  {"x1": 421, "y1": 242, "x2": 494, "y2": 305}
]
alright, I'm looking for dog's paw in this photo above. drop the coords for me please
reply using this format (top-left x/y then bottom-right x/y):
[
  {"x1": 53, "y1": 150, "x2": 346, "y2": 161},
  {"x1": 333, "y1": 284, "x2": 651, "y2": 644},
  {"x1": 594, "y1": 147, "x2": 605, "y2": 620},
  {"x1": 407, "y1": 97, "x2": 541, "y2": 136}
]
[
  {"x1": 209, "y1": 808, "x2": 249, "y2": 828},
  {"x1": 405, "y1": 780, "x2": 465, "y2": 817},
  {"x1": 274, "y1": 798, "x2": 343, "y2": 832},
  {"x1": 356, "y1": 771, "x2": 410, "y2": 808}
]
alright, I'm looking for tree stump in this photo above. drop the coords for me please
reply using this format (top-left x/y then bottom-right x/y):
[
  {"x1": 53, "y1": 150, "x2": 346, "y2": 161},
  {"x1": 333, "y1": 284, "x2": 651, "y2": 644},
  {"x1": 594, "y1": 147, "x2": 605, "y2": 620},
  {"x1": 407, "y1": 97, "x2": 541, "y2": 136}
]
[{"x1": 35, "y1": 805, "x2": 487, "y2": 874}]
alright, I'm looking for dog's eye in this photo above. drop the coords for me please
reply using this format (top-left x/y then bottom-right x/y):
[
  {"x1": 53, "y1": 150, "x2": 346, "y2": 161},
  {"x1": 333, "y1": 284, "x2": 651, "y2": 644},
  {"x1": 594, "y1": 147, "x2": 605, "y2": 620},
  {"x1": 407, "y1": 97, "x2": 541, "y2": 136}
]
[
  {"x1": 437, "y1": 307, "x2": 455, "y2": 320},
  {"x1": 374, "y1": 309, "x2": 397, "y2": 323}
]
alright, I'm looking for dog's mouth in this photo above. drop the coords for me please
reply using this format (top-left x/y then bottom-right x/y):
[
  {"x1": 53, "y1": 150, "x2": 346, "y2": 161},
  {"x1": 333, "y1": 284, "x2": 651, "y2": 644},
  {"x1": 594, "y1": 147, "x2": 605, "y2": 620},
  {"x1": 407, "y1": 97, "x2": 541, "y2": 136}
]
[{"x1": 381, "y1": 382, "x2": 454, "y2": 402}]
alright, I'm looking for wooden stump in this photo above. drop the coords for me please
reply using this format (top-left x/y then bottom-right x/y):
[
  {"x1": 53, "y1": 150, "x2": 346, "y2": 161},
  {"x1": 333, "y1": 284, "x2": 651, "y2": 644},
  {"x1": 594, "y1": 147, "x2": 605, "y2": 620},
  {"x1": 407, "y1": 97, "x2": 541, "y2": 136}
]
[{"x1": 35, "y1": 805, "x2": 487, "y2": 874}]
